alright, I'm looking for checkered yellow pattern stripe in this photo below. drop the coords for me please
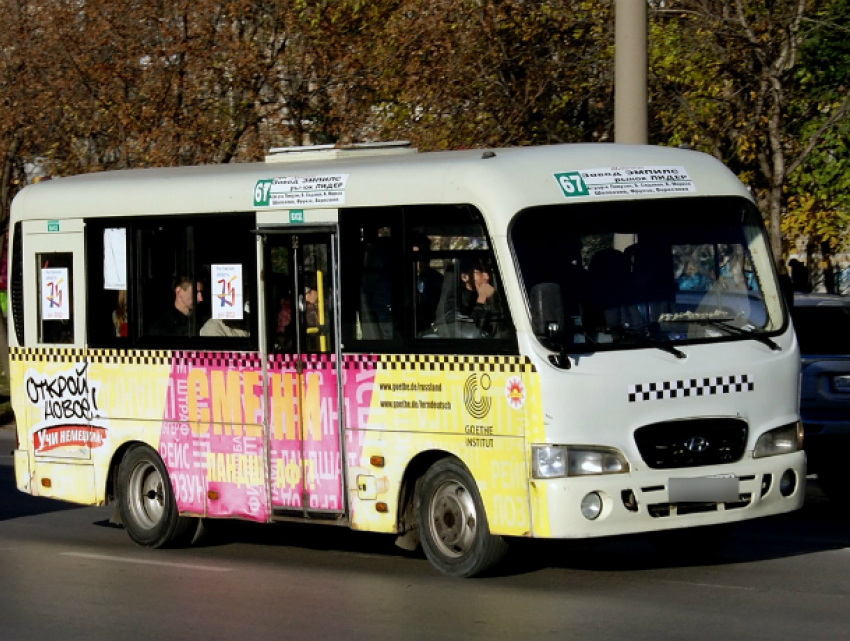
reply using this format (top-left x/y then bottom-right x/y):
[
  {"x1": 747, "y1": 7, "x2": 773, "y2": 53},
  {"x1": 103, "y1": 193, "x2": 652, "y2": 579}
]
[
  {"x1": 11, "y1": 347, "x2": 86, "y2": 363},
  {"x1": 376, "y1": 354, "x2": 534, "y2": 373},
  {"x1": 11, "y1": 347, "x2": 172, "y2": 366}
]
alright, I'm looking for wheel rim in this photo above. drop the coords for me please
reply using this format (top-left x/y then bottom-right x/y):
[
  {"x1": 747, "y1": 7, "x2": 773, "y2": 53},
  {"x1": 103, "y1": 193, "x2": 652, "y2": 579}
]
[
  {"x1": 428, "y1": 479, "x2": 478, "y2": 558},
  {"x1": 127, "y1": 460, "x2": 165, "y2": 529}
]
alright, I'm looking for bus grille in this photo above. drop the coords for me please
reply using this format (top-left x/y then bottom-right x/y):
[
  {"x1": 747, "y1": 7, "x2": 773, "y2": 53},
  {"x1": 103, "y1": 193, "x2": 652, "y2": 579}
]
[{"x1": 634, "y1": 418, "x2": 748, "y2": 469}]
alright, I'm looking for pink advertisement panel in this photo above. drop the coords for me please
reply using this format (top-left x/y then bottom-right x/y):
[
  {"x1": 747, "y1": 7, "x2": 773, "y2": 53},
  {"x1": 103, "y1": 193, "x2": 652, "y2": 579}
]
[
  {"x1": 161, "y1": 351, "x2": 269, "y2": 522},
  {"x1": 159, "y1": 351, "x2": 378, "y2": 522},
  {"x1": 267, "y1": 353, "x2": 343, "y2": 511}
]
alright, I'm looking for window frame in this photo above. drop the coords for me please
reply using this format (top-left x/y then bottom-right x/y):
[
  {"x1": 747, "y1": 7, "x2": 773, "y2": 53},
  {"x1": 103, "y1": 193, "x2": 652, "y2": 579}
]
[
  {"x1": 85, "y1": 213, "x2": 259, "y2": 351},
  {"x1": 340, "y1": 204, "x2": 518, "y2": 356}
]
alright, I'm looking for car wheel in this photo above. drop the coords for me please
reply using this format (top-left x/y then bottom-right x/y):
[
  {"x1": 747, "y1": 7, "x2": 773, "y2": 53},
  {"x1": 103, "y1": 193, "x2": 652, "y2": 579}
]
[
  {"x1": 417, "y1": 457, "x2": 507, "y2": 577},
  {"x1": 118, "y1": 445, "x2": 196, "y2": 548}
]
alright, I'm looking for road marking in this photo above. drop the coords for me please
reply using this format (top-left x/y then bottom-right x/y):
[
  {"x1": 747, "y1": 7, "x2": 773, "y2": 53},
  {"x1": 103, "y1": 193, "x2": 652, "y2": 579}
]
[
  {"x1": 61, "y1": 552, "x2": 232, "y2": 572},
  {"x1": 660, "y1": 580, "x2": 755, "y2": 591}
]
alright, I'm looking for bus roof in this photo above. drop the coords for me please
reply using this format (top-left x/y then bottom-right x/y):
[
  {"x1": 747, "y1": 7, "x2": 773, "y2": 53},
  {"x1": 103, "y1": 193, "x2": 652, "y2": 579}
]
[{"x1": 10, "y1": 143, "x2": 751, "y2": 232}]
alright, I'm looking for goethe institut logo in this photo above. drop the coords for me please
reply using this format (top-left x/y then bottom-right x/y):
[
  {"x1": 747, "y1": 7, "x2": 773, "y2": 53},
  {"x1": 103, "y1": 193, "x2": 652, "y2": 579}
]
[{"x1": 464, "y1": 373, "x2": 492, "y2": 420}]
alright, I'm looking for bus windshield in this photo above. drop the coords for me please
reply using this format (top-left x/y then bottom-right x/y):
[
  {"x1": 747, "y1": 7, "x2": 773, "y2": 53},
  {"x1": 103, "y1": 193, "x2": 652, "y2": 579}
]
[{"x1": 511, "y1": 196, "x2": 784, "y2": 353}]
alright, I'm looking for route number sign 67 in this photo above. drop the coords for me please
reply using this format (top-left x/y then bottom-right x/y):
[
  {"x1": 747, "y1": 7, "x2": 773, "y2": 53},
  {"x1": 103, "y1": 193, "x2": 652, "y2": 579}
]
[
  {"x1": 554, "y1": 172, "x2": 589, "y2": 198},
  {"x1": 254, "y1": 179, "x2": 273, "y2": 207}
]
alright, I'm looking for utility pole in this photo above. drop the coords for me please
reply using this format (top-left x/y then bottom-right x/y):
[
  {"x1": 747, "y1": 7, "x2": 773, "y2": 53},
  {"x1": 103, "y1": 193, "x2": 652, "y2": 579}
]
[{"x1": 614, "y1": 0, "x2": 648, "y2": 144}]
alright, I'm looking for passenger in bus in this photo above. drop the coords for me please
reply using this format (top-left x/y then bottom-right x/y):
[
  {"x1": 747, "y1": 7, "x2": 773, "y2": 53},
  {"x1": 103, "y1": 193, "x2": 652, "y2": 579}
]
[
  {"x1": 277, "y1": 296, "x2": 292, "y2": 332},
  {"x1": 303, "y1": 270, "x2": 327, "y2": 352},
  {"x1": 149, "y1": 275, "x2": 203, "y2": 336},
  {"x1": 200, "y1": 301, "x2": 250, "y2": 337},
  {"x1": 460, "y1": 259, "x2": 501, "y2": 337},
  {"x1": 112, "y1": 290, "x2": 128, "y2": 337},
  {"x1": 273, "y1": 294, "x2": 294, "y2": 353},
  {"x1": 303, "y1": 271, "x2": 320, "y2": 328}
]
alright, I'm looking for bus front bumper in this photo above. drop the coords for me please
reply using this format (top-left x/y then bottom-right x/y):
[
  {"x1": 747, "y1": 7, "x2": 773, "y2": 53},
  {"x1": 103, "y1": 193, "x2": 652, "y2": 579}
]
[{"x1": 530, "y1": 451, "x2": 806, "y2": 539}]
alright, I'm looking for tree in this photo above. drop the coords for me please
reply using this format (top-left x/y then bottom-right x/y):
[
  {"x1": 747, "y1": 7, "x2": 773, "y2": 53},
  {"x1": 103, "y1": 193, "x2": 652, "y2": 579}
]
[
  {"x1": 650, "y1": 0, "x2": 850, "y2": 264},
  {"x1": 369, "y1": 0, "x2": 615, "y2": 148}
]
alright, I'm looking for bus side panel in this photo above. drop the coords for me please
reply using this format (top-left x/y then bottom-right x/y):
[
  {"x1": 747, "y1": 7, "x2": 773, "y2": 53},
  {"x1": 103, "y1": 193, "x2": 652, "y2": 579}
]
[
  {"x1": 267, "y1": 354, "x2": 343, "y2": 513},
  {"x1": 159, "y1": 351, "x2": 268, "y2": 521},
  {"x1": 14, "y1": 348, "x2": 273, "y2": 522},
  {"x1": 30, "y1": 461, "x2": 97, "y2": 503},
  {"x1": 342, "y1": 354, "x2": 534, "y2": 537},
  {"x1": 523, "y1": 362, "x2": 552, "y2": 539},
  {"x1": 12, "y1": 349, "x2": 101, "y2": 503}
]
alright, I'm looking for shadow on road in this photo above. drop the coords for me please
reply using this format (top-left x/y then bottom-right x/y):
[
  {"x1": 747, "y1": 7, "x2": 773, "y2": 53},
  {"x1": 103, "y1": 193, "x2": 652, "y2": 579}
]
[
  {"x1": 0, "y1": 466, "x2": 81, "y2": 521},
  {"x1": 188, "y1": 516, "x2": 411, "y2": 560},
  {"x1": 496, "y1": 479, "x2": 850, "y2": 577},
  {"x1": 154, "y1": 478, "x2": 849, "y2": 578},
  {"x1": 4, "y1": 460, "x2": 846, "y2": 578}
]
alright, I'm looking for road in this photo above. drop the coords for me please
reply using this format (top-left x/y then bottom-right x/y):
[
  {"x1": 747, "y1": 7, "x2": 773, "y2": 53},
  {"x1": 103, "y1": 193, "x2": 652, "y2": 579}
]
[{"x1": 1, "y1": 426, "x2": 848, "y2": 641}]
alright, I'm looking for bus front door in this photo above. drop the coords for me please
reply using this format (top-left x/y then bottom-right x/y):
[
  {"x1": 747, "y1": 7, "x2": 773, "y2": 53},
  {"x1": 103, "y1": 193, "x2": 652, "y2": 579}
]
[{"x1": 263, "y1": 231, "x2": 345, "y2": 515}]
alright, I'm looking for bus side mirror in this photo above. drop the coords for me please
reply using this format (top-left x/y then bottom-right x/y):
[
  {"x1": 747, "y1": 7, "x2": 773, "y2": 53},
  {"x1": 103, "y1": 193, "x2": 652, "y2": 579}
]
[{"x1": 530, "y1": 283, "x2": 565, "y2": 340}]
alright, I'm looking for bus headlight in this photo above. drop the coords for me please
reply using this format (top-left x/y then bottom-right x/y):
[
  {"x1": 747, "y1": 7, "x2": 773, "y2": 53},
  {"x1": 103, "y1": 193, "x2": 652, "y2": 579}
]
[
  {"x1": 531, "y1": 445, "x2": 567, "y2": 478},
  {"x1": 532, "y1": 445, "x2": 630, "y2": 478},
  {"x1": 753, "y1": 421, "x2": 803, "y2": 458},
  {"x1": 567, "y1": 447, "x2": 630, "y2": 476}
]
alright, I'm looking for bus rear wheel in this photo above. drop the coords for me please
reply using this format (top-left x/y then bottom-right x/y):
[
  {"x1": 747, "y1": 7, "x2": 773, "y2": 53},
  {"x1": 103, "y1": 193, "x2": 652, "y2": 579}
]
[
  {"x1": 417, "y1": 458, "x2": 507, "y2": 577},
  {"x1": 117, "y1": 445, "x2": 195, "y2": 548}
]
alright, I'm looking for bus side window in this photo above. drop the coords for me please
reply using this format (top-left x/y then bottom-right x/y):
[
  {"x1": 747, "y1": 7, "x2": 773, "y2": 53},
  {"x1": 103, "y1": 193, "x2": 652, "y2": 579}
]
[
  {"x1": 37, "y1": 252, "x2": 74, "y2": 344},
  {"x1": 85, "y1": 225, "x2": 130, "y2": 345},
  {"x1": 85, "y1": 216, "x2": 256, "y2": 348},
  {"x1": 340, "y1": 208, "x2": 403, "y2": 347},
  {"x1": 359, "y1": 232, "x2": 394, "y2": 340},
  {"x1": 407, "y1": 208, "x2": 515, "y2": 345}
]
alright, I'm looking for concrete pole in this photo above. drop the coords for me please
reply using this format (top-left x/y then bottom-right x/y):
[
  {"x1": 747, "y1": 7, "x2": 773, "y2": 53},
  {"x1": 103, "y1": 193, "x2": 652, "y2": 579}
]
[{"x1": 615, "y1": 0, "x2": 648, "y2": 144}]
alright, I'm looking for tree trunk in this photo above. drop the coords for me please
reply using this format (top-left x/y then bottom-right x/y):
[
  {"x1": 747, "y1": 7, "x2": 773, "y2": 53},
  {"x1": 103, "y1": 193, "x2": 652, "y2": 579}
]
[{"x1": 769, "y1": 184, "x2": 784, "y2": 268}]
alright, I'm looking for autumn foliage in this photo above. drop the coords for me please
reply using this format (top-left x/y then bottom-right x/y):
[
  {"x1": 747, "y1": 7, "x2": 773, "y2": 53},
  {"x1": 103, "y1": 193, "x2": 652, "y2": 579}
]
[{"x1": 1, "y1": 0, "x2": 848, "y2": 263}]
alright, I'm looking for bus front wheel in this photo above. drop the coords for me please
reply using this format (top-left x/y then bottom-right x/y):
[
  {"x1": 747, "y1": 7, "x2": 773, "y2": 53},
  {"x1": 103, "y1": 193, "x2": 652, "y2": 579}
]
[
  {"x1": 117, "y1": 445, "x2": 195, "y2": 548},
  {"x1": 417, "y1": 458, "x2": 507, "y2": 577}
]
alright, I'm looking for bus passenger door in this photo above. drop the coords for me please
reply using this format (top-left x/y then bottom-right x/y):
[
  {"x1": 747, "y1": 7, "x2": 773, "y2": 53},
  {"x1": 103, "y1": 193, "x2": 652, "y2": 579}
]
[
  {"x1": 263, "y1": 230, "x2": 344, "y2": 514},
  {"x1": 20, "y1": 221, "x2": 98, "y2": 462}
]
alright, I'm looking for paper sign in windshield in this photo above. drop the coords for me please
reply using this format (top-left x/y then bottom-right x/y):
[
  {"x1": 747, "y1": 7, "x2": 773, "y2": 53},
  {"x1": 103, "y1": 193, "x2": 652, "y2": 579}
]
[
  {"x1": 554, "y1": 166, "x2": 695, "y2": 198},
  {"x1": 254, "y1": 174, "x2": 349, "y2": 208}
]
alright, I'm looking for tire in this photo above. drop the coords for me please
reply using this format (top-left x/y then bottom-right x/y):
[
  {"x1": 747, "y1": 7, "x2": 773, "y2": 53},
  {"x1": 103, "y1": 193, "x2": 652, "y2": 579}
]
[
  {"x1": 417, "y1": 458, "x2": 508, "y2": 577},
  {"x1": 117, "y1": 445, "x2": 195, "y2": 548},
  {"x1": 650, "y1": 523, "x2": 732, "y2": 563}
]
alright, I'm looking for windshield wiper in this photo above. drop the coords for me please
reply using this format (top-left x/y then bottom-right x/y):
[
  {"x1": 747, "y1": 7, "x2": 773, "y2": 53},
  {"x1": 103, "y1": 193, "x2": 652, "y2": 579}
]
[
  {"x1": 701, "y1": 318, "x2": 780, "y2": 351},
  {"x1": 668, "y1": 316, "x2": 781, "y2": 351},
  {"x1": 622, "y1": 328, "x2": 687, "y2": 359},
  {"x1": 545, "y1": 327, "x2": 686, "y2": 369}
]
